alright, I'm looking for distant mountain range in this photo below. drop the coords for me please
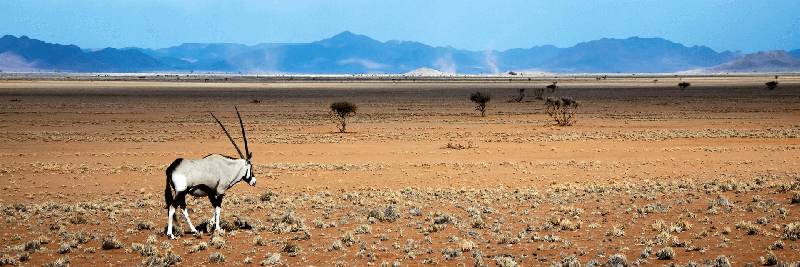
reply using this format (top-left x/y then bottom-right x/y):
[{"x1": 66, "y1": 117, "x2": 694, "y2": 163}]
[
  {"x1": 1, "y1": 32, "x2": 799, "y2": 74},
  {"x1": 0, "y1": 35, "x2": 165, "y2": 72},
  {"x1": 707, "y1": 50, "x2": 800, "y2": 73}
]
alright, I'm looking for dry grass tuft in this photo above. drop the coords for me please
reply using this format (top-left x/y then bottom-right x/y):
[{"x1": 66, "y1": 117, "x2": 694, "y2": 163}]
[
  {"x1": 606, "y1": 254, "x2": 627, "y2": 267},
  {"x1": 208, "y1": 252, "x2": 226, "y2": 263},
  {"x1": 210, "y1": 236, "x2": 226, "y2": 249},
  {"x1": 281, "y1": 240, "x2": 301, "y2": 255},
  {"x1": 137, "y1": 221, "x2": 156, "y2": 230},
  {"x1": 655, "y1": 247, "x2": 675, "y2": 260},
  {"x1": 736, "y1": 221, "x2": 762, "y2": 235},
  {"x1": 102, "y1": 235, "x2": 124, "y2": 250},
  {"x1": 471, "y1": 216, "x2": 486, "y2": 229},
  {"x1": 785, "y1": 222, "x2": 800, "y2": 240},
  {"x1": 458, "y1": 239, "x2": 474, "y2": 252}
]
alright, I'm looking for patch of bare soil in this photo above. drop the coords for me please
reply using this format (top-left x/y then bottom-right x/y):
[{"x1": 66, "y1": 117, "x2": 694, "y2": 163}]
[{"x1": 0, "y1": 75, "x2": 799, "y2": 266}]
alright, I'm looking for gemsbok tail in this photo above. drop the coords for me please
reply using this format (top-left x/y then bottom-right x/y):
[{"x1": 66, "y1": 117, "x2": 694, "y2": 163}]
[{"x1": 164, "y1": 158, "x2": 183, "y2": 209}]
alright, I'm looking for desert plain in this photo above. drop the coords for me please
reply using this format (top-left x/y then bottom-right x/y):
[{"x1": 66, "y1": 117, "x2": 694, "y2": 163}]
[{"x1": 0, "y1": 73, "x2": 799, "y2": 266}]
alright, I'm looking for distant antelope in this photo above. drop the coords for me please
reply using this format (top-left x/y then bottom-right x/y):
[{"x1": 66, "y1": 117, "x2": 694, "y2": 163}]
[
  {"x1": 164, "y1": 107, "x2": 255, "y2": 239},
  {"x1": 546, "y1": 82, "x2": 558, "y2": 93}
]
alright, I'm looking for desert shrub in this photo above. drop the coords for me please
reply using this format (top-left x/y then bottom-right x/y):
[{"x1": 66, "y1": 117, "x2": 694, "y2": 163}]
[
  {"x1": 562, "y1": 255, "x2": 581, "y2": 267},
  {"x1": 210, "y1": 236, "x2": 225, "y2": 249},
  {"x1": 444, "y1": 141, "x2": 475, "y2": 150},
  {"x1": 138, "y1": 221, "x2": 156, "y2": 230},
  {"x1": 355, "y1": 223, "x2": 372, "y2": 234},
  {"x1": 18, "y1": 251, "x2": 30, "y2": 262},
  {"x1": 102, "y1": 236, "x2": 125, "y2": 250},
  {"x1": 329, "y1": 101, "x2": 357, "y2": 133},
  {"x1": 736, "y1": 221, "x2": 761, "y2": 235},
  {"x1": 159, "y1": 221, "x2": 184, "y2": 238},
  {"x1": 606, "y1": 254, "x2": 627, "y2": 267},
  {"x1": 514, "y1": 89, "x2": 525, "y2": 102},
  {"x1": 471, "y1": 216, "x2": 486, "y2": 229},
  {"x1": 785, "y1": 222, "x2": 800, "y2": 240},
  {"x1": 766, "y1": 81, "x2": 778, "y2": 90},
  {"x1": 640, "y1": 247, "x2": 652, "y2": 259},
  {"x1": 24, "y1": 240, "x2": 41, "y2": 252},
  {"x1": 0, "y1": 253, "x2": 20, "y2": 266},
  {"x1": 763, "y1": 252, "x2": 778, "y2": 266},
  {"x1": 442, "y1": 247, "x2": 462, "y2": 259},
  {"x1": 208, "y1": 252, "x2": 226, "y2": 263},
  {"x1": 367, "y1": 206, "x2": 397, "y2": 222},
  {"x1": 281, "y1": 240, "x2": 301, "y2": 255},
  {"x1": 605, "y1": 224, "x2": 625, "y2": 237},
  {"x1": 678, "y1": 82, "x2": 690, "y2": 90},
  {"x1": 139, "y1": 244, "x2": 159, "y2": 257},
  {"x1": 533, "y1": 88, "x2": 545, "y2": 100},
  {"x1": 259, "y1": 190, "x2": 278, "y2": 202},
  {"x1": 494, "y1": 256, "x2": 517, "y2": 267},
  {"x1": 263, "y1": 253, "x2": 282, "y2": 265},
  {"x1": 70, "y1": 230, "x2": 90, "y2": 245},
  {"x1": 458, "y1": 239, "x2": 473, "y2": 252},
  {"x1": 187, "y1": 242, "x2": 207, "y2": 253},
  {"x1": 652, "y1": 220, "x2": 668, "y2": 232},
  {"x1": 340, "y1": 231, "x2": 356, "y2": 246},
  {"x1": 654, "y1": 247, "x2": 675, "y2": 260},
  {"x1": 56, "y1": 244, "x2": 71, "y2": 254},
  {"x1": 714, "y1": 255, "x2": 732, "y2": 267},
  {"x1": 469, "y1": 92, "x2": 492, "y2": 117},
  {"x1": 545, "y1": 97, "x2": 579, "y2": 126},
  {"x1": 791, "y1": 191, "x2": 800, "y2": 204},
  {"x1": 771, "y1": 240, "x2": 785, "y2": 250},
  {"x1": 69, "y1": 213, "x2": 87, "y2": 224},
  {"x1": 253, "y1": 236, "x2": 268, "y2": 246}
]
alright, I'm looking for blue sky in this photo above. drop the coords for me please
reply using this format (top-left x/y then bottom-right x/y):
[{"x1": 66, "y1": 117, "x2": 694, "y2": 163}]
[{"x1": 2, "y1": 0, "x2": 797, "y2": 53}]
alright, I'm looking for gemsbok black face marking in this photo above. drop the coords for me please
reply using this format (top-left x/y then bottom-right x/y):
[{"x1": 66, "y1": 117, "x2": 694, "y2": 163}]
[{"x1": 164, "y1": 107, "x2": 255, "y2": 239}]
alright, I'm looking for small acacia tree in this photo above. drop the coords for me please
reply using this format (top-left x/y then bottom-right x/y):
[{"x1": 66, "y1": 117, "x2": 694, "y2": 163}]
[
  {"x1": 545, "y1": 97, "x2": 579, "y2": 126},
  {"x1": 329, "y1": 101, "x2": 357, "y2": 133},
  {"x1": 470, "y1": 92, "x2": 492, "y2": 117}
]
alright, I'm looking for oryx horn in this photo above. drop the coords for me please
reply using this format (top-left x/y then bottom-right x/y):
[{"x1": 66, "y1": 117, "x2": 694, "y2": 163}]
[
  {"x1": 235, "y1": 106, "x2": 251, "y2": 160},
  {"x1": 209, "y1": 110, "x2": 245, "y2": 159}
]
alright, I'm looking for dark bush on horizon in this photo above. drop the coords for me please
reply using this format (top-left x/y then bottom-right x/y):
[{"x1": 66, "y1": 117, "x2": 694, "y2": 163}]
[
  {"x1": 469, "y1": 92, "x2": 492, "y2": 117},
  {"x1": 329, "y1": 101, "x2": 358, "y2": 133},
  {"x1": 545, "y1": 97, "x2": 579, "y2": 126}
]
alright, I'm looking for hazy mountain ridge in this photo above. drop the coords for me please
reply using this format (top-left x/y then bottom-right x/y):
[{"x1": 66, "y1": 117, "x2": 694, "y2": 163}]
[
  {"x1": 542, "y1": 37, "x2": 741, "y2": 73},
  {"x1": 0, "y1": 35, "x2": 167, "y2": 72},
  {"x1": 1, "y1": 32, "x2": 796, "y2": 73},
  {"x1": 706, "y1": 50, "x2": 800, "y2": 73},
  {"x1": 789, "y1": 49, "x2": 800, "y2": 60}
]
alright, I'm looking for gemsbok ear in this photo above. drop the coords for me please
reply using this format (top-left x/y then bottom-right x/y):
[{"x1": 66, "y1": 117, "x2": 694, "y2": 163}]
[{"x1": 247, "y1": 152, "x2": 253, "y2": 160}]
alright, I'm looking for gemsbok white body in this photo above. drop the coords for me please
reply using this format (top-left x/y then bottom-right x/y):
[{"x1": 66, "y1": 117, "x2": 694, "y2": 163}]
[{"x1": 164, "y1": 108, "x2": 255, "y2": 239}]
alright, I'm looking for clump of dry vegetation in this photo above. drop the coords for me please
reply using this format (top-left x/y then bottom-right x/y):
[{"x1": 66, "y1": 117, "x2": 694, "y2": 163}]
[
  {"x1": 545, "y1": 97, "x2": 579, "y2": 126},
  {"x1": 469, "y1": 92, "x2": 492, "y2": 117}
]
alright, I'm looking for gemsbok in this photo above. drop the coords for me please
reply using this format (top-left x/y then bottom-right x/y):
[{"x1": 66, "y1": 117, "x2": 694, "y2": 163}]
[{"x1": 164, "y1": 107, "x2": 255, "y2": 239}]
